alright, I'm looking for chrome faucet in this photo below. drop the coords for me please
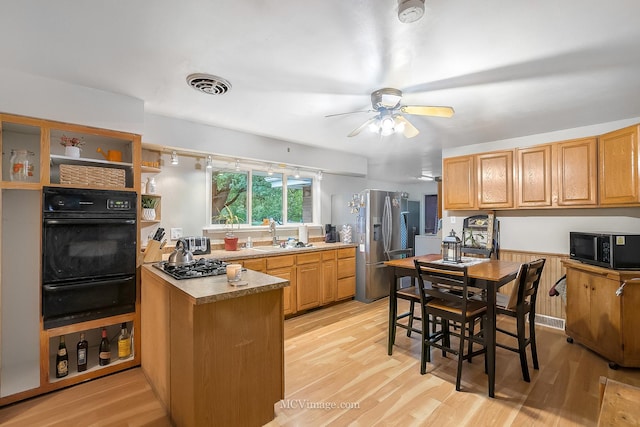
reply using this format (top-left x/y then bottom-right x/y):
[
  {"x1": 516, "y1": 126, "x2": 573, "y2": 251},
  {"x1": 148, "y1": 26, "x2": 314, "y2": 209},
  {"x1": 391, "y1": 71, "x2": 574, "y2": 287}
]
[{"x1": 269, "y1": 219, "x2": 277, "y2": 245}]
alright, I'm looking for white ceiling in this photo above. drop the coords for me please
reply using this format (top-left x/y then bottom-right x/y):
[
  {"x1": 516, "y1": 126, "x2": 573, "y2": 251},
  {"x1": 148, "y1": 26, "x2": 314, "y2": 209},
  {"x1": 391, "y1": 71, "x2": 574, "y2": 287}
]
[{"x1": 3, "y1": 1, "x2": 640, "y2": 182}]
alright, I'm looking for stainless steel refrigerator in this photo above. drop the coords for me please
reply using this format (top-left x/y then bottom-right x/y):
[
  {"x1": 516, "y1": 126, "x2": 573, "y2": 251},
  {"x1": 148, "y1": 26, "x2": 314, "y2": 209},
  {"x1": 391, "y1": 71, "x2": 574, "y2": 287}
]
[{"x1": 354, "y1": 189, "x2": 409, "y2": 302}]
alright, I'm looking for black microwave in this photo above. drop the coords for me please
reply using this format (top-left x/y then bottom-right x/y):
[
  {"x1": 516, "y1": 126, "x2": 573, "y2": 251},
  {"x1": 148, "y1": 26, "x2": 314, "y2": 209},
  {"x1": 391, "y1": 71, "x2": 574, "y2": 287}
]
[{"x1": 570, "y1": 232, "x2": 640, "y2": 270}]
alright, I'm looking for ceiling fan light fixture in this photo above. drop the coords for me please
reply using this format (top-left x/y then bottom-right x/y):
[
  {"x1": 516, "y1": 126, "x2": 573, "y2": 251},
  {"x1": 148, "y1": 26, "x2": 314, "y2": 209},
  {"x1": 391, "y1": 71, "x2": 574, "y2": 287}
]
[{"x1": 398, "y1": 0, "x2": 425, "y2": 23}]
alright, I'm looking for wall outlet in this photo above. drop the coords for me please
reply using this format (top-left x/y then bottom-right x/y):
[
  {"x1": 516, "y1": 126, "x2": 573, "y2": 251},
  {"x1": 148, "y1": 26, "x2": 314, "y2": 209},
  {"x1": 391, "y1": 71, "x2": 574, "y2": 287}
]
[{"x1": 170, "y1": 228, "x2": 183, "y2": 240}]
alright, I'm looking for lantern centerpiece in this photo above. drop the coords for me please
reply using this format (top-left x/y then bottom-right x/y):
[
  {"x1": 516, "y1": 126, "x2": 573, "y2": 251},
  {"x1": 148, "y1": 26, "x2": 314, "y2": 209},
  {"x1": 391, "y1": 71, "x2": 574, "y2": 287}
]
[{"x1": 442, "y1": 229, "x2": 462, "y2": 263}]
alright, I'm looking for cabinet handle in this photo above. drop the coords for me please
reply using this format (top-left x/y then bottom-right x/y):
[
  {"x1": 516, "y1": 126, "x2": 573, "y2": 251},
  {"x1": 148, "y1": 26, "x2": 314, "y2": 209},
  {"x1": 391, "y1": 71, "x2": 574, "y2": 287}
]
[{"x1": 616, "y1": 282, "x2": 626, "y2": 296}]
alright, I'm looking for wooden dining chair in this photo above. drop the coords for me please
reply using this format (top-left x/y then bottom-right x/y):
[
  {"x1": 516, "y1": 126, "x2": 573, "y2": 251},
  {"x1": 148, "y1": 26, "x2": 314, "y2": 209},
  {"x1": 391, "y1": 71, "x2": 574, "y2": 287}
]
[
  {"x1": 414, "y1": 260, "x2": 487, "y2": 391},
  {"x1": 495, "y1": 258, "x2": 546, "y2": 382},
  {"x1": 387, "y1": 248, "x2": 421, "y2": 355}
]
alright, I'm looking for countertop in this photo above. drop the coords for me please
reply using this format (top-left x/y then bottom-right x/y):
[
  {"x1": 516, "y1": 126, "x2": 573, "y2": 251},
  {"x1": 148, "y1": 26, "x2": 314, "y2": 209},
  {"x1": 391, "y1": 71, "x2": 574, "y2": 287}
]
[{"x1": 142, "y1": 264, "x2": 290, "y2": 305}]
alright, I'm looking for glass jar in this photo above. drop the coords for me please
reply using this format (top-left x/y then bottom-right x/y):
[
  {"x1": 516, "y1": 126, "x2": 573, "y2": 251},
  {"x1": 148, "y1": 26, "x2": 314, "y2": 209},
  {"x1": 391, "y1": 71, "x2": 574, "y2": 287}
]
[{"x1": 10, "y1": 149, "x2": 35, "y2": 181}]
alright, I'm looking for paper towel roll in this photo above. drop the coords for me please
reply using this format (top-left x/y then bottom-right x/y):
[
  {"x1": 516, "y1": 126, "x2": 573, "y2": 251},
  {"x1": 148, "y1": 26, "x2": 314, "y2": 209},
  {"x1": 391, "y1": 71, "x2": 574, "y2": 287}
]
[{"x1": 298, "y1": 225, "x2": 309, "y2": 243}]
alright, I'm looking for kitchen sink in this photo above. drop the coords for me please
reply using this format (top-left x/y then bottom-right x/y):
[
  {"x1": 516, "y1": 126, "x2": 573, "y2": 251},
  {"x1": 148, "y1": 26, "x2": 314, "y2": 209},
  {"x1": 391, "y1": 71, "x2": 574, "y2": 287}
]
[{"x1": 250, "y1": 245, "x2": 312, "y2": 253}]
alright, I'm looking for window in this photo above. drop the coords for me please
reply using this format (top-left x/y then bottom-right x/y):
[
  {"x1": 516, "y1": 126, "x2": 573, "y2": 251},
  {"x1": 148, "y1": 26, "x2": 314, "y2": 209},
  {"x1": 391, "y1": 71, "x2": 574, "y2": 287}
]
[{"x1": 210, "y1": 166, "x2": 316, "y2": 227}]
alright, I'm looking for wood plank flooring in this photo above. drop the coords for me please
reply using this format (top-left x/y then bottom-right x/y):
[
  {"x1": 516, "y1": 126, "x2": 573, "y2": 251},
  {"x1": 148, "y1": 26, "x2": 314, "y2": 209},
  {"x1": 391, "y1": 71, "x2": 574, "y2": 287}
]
[{"x1": 2, "y1": 298, "x2": 640, "y2": 426}]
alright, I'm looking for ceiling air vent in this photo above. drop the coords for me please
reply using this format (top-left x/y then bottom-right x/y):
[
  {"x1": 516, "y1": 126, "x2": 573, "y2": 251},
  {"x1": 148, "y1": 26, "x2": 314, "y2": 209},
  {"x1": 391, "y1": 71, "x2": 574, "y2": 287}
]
[{"x1": 186, "y1": 73, "x2": 232, "y2": 95}]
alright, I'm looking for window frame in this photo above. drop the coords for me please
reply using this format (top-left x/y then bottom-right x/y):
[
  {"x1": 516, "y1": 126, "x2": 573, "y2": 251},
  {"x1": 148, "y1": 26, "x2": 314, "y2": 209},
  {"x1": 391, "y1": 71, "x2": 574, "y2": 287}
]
[{"x1": 205, "y1": 164, "x2": 321, "y2": 230}]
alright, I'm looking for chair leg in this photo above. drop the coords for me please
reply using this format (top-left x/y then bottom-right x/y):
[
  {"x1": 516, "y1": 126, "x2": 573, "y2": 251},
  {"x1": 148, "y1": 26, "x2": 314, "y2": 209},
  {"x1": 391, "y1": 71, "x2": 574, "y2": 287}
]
[
  {"x1": 516, "y1": 314, "x2": 530, "y2": 382},
  {"x1": 456, "y1": 324, "x2": 465, "y2": 391},
  {"x1": 407, "y1": 301, "x2": 415, "y2": 337},
  {"x1": 442, "y1": 319, "x2": 450, "y2": 358},
  {"x1": 467, "y1": 320, "x2": 474, "y2": 364},
  {"x1": 529, "y1": 312, "x2": 539, "y2": 370},
  {"x1": 420, "y1": 313, "x2": 430, "y2": 375}
]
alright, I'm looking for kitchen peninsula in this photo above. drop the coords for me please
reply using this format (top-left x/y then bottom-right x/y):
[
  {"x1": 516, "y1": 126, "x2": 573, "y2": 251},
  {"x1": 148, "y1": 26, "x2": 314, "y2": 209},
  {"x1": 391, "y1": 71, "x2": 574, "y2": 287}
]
[{"x1": 141, "y1": 265, "x2": 289, "y2": 426}]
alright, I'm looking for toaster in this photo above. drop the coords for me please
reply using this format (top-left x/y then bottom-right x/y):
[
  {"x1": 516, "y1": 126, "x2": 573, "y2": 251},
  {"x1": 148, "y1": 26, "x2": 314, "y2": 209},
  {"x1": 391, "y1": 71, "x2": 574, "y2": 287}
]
[{"x1": 183, "y1": 236, "x2": 211, "y2": 255}]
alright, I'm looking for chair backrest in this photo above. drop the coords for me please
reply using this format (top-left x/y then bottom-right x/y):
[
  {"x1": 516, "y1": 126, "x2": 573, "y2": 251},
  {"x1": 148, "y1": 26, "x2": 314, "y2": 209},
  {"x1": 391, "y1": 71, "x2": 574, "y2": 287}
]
[
  {"x1": 414, "y1": 260, "x2": 470, "y2": 307},
  {"x1": 385, "y1": 248, "x2": 413, "y2": 261},
  {"x1": 506, "y1": 258, "x2": 546, "y2": 311}
]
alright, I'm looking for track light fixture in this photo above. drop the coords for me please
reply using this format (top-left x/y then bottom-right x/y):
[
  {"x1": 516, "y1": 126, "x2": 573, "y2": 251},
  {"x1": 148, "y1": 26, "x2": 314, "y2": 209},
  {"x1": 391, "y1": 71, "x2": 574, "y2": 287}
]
[
  {"x1": 267, "y1": 164, "x2": 274, "y2": 176},
  {"x1": 235, "y1": 159, "x2": 240, "y2": 171},
  {"x1": 316, "y1": 170, "x2": 323, "y2": 181},
  {"x1": 206, "y1": 155, "x2": 213, "y2": 169},
  {"x1": 294, "y1": 168, "x2": 300, "y2": 179},
  {"x1": 170, "y1": 151, "x2": 179, "y2": 165}
]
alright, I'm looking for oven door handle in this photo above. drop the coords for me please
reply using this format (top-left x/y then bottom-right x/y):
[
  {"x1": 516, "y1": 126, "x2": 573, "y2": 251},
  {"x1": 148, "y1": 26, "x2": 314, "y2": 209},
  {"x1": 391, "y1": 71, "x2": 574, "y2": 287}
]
[
  {"x1": 43, "y1": 276, "x2": 135, "y2": 292},
  {"x1": 43, "y1": 218, "x2": 136, "y2": 225}
]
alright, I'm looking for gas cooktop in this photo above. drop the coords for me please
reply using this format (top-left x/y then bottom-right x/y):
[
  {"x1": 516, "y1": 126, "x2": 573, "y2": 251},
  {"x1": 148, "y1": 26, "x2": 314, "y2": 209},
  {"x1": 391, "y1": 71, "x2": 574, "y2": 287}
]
[{"x1": 154, "y1": 258, "x2": 227, "y2": 280}]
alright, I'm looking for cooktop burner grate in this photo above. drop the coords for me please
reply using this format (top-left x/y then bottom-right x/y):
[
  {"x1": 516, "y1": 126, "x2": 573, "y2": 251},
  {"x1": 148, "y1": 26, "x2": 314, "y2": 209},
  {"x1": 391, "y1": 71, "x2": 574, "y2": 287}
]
[{"x1": 154, "y1": 258, "x2": 228, "y2": 280}]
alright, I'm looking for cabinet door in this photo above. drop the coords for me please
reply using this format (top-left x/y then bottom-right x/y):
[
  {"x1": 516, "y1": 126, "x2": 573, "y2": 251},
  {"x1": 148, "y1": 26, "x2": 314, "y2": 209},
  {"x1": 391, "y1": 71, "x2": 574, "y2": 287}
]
[
  {"x1": 443, "y1": 155, "x2": 476, "y2": 210},
  {"x1": 268, "y1": 266, "x2": 296, "y2": 316},
  {"x1": 599, "y1": 125, "x2": 639, "y2": 205},
  {"x1": 565, "y1": 269, "x2": 593, "y2": 342},
  {"x1": 590, "y1": 276, "x2": 623, "y2": 361},
  {"x1": 296, "y1": 258, "x2": 321, "y2": 311},
  {"x1": 476, "y1": 150, "x2": 514, "y2": 209},
  {"x1": 241, "y1": 258, "x2": 266, "y2": 273},
  {"x1": 321, "y1": 251, "x2": 337, "y2": 305},
  {"x1": 557, "y1": 137, "x2": 597, "y2": 206},
  {"x1": 517, "y1": 145, "x2": 552, "y2": 207}
]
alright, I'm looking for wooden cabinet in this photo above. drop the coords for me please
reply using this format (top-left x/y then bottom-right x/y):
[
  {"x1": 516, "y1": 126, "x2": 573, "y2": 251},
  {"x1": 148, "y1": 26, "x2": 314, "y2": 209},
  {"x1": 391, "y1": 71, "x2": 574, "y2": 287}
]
[
  {"x1": 296, "y1": 252, "x2": 321, "y2": 311},
  {"x1": 563, "y1": 260, "x2": 640, "y2": 368},
  {"x1": 443, "y1": 155, "x2": 476, "y2": 210},
  {"x1": 321, "y1": 250, "x2": 337, "y2": 304},
  {"x1": 599, "y1": 125, "x2": 640, "y2": 205},
  {"x1": 336, "y1": 247, "x2": 356, "y2": 300},
  {"x1": 517, "y1": 144, "x2": 552, "y2": 207},
  {"x1": 556, "y1": 137, "x2": 598, "y2": 206},
  {"x1": 476, "y1": 150, "x2": 514, "y2": 209},
  {"x1": 266, "y1": 256, "x2": 296, "y2": 316},
  {"x1": 0, "y1": 113, "x2": 142, "y2": 406}
]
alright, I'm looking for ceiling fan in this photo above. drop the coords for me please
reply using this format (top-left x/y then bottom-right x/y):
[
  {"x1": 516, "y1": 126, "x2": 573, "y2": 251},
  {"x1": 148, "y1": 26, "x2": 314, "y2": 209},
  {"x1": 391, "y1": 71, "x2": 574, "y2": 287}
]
[{"x1": 327, "y1": 88, "x2": 454, "y2": 138}]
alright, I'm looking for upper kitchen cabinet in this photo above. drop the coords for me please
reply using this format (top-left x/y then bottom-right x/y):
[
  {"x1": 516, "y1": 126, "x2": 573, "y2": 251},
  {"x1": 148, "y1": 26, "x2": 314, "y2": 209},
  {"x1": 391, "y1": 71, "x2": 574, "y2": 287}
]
[
  {"x1": 599, "y1": 125, "x2": 639, "y2": 206},
  {"x1": 443, "y1": 155, "x2": 476, "y2": 210},
  {"x1": 476, "y1": 150, "x2": 514, "y2": 209},
  {"x1": 0, "y1": 115, "x2": 47, "y2": 190},
  {"x1": 517, "y1": 144, "x2": 552, "y2": 208},
  {"x1": 1, "y1": 113, "x2": 141, "y2": 191},
  {"x1": 556, "y1": 137, "x2": 597, "y2": 206}
]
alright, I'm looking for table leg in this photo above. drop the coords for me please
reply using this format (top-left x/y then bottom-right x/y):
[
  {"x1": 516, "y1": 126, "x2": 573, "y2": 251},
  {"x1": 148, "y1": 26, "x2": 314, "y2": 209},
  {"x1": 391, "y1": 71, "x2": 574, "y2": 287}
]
[
  {"x1": 388, "y1": 267, "x2": 397, "y2": 355},
  {"x1": 486, "y1": 281, "x2": 496, "y2": 398}
]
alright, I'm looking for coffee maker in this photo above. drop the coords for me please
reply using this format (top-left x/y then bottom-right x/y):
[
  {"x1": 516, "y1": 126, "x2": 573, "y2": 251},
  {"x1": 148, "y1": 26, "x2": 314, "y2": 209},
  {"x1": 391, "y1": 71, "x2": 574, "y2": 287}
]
[{"x1": 325, "y1": 224, "x2": 337, "y2": 243}]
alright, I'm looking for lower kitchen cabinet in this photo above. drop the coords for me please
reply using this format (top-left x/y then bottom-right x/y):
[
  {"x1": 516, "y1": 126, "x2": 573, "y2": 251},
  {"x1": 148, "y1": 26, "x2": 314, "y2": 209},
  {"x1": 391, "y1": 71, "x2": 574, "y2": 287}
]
[
  {"x1": 266, "y1": 255, "x2": 296, "y2": 316},
  {"x1": 321, "y1": 250, "x2": 337, "y2": 304},
  {"x1": 563, "y1": 259, "x2": 640, "y2": 368},
  {"x1": 337, "y1": 247, "x2": 356, "y2": 300},
  {"x1": 296, "y1": 252, "x2": 322, "y2": 311}
]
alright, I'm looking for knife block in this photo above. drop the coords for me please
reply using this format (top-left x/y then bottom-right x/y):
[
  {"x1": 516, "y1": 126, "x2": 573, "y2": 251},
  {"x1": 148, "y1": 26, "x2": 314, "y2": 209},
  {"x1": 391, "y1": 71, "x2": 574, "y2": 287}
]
[{"x1": 143, "y1": 240, "x2": 164, "y2": 263}]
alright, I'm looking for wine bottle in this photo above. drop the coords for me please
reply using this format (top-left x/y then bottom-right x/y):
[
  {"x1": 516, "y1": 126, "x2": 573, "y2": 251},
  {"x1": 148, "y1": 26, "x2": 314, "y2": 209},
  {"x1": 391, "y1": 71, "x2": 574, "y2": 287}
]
[
  {"x1": 99, "y1": 328, "x2": 111, "y2": 366},
  {"x1": 77, "y1": 333, "x2": 88, "y2": 372},
  {"x1": 55, "y1": 335, "x2": 68, "y2": 378},
  {"x1": 117, "y1": 323, "x2": 131, "y2": 360}
]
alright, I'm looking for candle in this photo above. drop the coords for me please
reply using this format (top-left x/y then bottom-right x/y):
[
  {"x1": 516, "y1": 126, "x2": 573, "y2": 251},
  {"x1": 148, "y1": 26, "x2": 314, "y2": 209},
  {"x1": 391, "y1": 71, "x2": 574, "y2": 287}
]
[{"x1": 226, "y1": 264, "x2": 242, "y2": 282}]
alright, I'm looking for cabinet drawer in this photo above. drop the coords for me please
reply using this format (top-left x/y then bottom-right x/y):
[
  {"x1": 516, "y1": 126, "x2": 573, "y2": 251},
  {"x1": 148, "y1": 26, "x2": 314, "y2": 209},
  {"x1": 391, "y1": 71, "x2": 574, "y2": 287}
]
[
  {"x1": 337, "y1": 277, "x2": 356, "y2": 300},
  {"x1": 337, "y1": 258, "x2": 355, "y2": 279},
  {"x1": 337, "y1": 247, "x2": 355, "y2": 259},
  {"x1": 266, "y1": 255, "x2": 295, "y2": 270},
  {"x1": 297, "y1": 252, "x2": 322, "y2": 264},
  {"x1": 240, "y1": 258, "x2": 266, "y2": 272},
  {"x1": 322, "y1": 250, "x2": 337, "y2": 261}
]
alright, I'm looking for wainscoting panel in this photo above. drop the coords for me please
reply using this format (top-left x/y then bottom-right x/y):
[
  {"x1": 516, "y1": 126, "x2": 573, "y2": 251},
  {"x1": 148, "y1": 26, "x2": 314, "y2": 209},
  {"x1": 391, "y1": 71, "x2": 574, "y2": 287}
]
[{"x1": 498, "y1": 249, "x2": 569, "y2": 320}]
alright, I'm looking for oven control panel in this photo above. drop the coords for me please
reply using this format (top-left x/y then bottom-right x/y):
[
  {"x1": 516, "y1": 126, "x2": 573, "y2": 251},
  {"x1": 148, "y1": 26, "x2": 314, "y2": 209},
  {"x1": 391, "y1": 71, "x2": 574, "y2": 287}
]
[{"x1": 107, "y1": 199, "x2": 132, "y2": 210}]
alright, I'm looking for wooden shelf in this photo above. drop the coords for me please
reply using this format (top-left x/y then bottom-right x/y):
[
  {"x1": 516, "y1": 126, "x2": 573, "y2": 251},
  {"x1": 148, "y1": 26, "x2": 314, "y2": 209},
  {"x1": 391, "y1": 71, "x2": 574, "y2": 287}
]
[
  {"x1": 50, "y1": 154, "x2": 133, "y2": 169},
  {"x1": 141, "y1": 165, "x2": 161, "y2": 174}
]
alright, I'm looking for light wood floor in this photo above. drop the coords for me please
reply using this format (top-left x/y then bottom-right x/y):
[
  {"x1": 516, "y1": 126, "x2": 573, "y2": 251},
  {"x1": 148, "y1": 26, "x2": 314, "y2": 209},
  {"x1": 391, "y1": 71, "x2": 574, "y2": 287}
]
[{"x1": 2, "y1": 298, "x2": 640, "y2": 426}]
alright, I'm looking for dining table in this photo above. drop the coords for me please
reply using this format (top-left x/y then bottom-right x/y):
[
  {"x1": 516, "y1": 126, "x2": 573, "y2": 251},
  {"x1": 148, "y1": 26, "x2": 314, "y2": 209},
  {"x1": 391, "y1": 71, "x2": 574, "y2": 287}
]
[{"x1": 385, "y1": 254, "x2": 522, "y2": 398}]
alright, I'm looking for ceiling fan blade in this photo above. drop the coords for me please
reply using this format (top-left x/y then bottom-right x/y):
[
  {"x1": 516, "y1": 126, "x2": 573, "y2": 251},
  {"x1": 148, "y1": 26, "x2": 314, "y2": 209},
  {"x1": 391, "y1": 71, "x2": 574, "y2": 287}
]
[
  {"x1": 395, "y1": 116, "x2": 420, "y2": 138},
  {"x1": 325, "y1": 110, "x2": 373, "y2": 118},
  {"x1": 347, "y1": 117, "x2": 377, "y2": 137},
  {"x1": 401, "y1": 105, "x2": 455, "y2": 118}
]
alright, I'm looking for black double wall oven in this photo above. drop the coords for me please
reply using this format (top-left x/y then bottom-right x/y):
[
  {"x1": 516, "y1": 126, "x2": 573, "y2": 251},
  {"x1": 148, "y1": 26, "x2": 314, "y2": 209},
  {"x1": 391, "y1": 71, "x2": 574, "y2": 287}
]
[{"x1": 42, "y1": 187, "x2": 137, "y2": 329}]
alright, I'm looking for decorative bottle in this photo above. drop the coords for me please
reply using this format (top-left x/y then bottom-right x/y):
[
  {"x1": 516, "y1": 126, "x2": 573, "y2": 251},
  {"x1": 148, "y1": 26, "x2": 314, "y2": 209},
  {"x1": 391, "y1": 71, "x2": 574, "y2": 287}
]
[
  {"x1": 99, "y1": 328, "x2": 111, "y2": 366},
  {"x1": 117, "y1": 323, "x2": 131, "y2": 360},
  {"x1": 9, "y1": 149, "x2": 35, "y2": 182},
  {"x1": 55, "y1": 336, "x2": 69, "y2": 378},
  {"x1": 77, "y1": 333, "x2": 88, "y2": 372}
]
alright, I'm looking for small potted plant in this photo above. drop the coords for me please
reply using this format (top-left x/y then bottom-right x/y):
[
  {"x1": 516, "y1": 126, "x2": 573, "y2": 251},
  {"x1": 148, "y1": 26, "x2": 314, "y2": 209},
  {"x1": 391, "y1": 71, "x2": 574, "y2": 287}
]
[
  {"x1": 141, "y1": 196, "x2": 158, "y2": 221},
  {"x1": 217, "y1": 205, "x2": 240, "y2": 251},
  {"x1": 60, "y1": 135, "x2": 85, "y2": 158}
]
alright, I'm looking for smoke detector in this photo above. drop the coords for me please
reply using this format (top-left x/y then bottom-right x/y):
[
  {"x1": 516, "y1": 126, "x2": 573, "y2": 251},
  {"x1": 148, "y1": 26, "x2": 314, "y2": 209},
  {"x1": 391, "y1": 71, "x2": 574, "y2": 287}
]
[
  {"x1": 186, "y1": 73, "x2": 232, "y2": 95},
  {"x1": 398, "y1": 0, "x2": 425, "y2": 23}
]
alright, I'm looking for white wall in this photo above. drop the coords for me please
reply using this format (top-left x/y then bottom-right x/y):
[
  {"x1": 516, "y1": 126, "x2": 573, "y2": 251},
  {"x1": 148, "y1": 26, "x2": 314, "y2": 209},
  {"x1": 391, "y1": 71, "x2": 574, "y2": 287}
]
[{"x1": 441, "y1": 118, "x2": 640, "y2": 254}]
